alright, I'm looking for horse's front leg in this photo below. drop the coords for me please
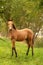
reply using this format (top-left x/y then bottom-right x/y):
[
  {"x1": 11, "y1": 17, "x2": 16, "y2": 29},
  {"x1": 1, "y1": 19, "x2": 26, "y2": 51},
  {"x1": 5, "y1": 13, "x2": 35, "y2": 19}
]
[{"x1": 11, "y1": 39, "x2": 17, "y2": 57}]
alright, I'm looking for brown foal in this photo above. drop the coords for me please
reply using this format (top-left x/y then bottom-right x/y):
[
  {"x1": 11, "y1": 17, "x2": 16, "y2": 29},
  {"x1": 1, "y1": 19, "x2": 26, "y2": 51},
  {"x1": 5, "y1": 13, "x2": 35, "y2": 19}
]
[{"x1": 7, "y1": 20, "x2": 34, "y2": 57}]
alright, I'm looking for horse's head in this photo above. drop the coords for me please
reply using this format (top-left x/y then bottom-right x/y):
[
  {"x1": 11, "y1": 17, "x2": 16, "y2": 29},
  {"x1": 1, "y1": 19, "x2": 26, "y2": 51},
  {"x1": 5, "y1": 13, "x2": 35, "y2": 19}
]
[{"x1": 7, "y1": 20, "x2": 16, "y2": 31}]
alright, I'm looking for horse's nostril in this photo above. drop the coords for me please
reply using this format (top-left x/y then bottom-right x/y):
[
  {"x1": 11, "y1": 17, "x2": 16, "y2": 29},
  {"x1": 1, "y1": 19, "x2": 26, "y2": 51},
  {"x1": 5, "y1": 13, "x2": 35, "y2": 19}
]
[{"x1": 9, "y1": 29, "x2": 12, "y2": 31}]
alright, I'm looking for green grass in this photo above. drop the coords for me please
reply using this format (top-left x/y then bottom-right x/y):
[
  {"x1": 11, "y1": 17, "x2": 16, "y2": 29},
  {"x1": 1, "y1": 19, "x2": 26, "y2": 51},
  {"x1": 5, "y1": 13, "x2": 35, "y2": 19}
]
[{"x1": 0, "y1": 38, "x2": 43, "y2": 65}]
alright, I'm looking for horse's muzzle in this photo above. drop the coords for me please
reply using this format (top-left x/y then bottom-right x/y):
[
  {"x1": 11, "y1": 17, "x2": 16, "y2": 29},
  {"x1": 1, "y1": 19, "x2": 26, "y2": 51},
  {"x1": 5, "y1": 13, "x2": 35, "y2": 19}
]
[{"x1": 9, "y1": 29, "x2": 12, "y2": 31}]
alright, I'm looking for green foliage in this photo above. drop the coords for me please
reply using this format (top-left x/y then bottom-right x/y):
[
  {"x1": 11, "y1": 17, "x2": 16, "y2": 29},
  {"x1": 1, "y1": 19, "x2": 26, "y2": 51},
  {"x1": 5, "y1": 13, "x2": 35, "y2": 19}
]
[
  {"x1": 35, "y1": 38, "x2": 43, "y2": 47},
  {"x1": 0, "y1": 0, "x2": 12, "y2": 20},
  {"x1": 0, "y1": 0, "x2": 43, "y2": 34},
  {"x1": 39, "y1": 0, "x2": 43, "y2": 8}
]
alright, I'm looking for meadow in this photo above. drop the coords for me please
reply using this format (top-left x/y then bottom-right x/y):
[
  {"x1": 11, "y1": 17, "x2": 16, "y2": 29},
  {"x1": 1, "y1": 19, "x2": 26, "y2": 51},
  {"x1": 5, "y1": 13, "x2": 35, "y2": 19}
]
[{"x1": 0, "y1": 38, "x2": 43, "y2": 65}]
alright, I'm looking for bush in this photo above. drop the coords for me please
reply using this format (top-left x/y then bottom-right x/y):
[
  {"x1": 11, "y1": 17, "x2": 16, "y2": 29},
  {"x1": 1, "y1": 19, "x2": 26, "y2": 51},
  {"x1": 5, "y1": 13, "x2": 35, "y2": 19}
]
[{"x1": 34, "y1": 38, "x2": 43, "y2": 48}]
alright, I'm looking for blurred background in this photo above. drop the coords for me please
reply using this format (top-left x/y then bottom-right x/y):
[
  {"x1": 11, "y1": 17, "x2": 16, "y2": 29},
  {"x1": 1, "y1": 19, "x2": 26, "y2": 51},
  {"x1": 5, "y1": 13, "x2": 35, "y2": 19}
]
[{"x1": 0, "y1": 0, "x2": 43, "y2": 47}]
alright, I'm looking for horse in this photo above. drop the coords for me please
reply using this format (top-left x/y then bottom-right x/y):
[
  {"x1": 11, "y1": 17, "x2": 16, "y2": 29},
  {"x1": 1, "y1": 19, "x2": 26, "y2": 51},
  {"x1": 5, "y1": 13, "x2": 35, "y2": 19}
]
[{"x1": 7, "y1": 20, "x2": 34, "y2": 57}]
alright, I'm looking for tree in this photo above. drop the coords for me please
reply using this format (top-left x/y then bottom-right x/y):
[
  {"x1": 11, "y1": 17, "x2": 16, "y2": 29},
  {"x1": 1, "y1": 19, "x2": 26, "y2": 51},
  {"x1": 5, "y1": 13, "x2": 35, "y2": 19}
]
[{"x1": 0, "y1": 0, "x2": 43, "y2": 35}]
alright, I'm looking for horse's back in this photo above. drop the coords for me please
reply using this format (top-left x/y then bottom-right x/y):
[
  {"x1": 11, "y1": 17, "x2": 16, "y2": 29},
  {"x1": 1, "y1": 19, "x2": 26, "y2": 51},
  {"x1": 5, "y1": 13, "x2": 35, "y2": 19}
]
[
  {"x1": 21, "y1": 28, "x2": 34, "y2": 39},
  {"x1": 19, "y1": 28, "x2": 33, "y2": 35},
  {"x1": 17, "y1": 28, "x2": 34, "y2": 38}
]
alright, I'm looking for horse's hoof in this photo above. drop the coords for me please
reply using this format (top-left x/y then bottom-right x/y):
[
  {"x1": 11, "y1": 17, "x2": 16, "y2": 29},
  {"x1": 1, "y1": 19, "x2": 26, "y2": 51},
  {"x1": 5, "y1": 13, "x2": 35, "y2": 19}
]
[
  {"x1": 32, "y1": 53, "x2": 34, "y2": 56},
  {"x1": 26, "y1": 53, "x2": 28, "y2": 56},
  {"x1": 15, "y1": 56, "x2": 17, "y2": 58},
  {"x1": 15, "y1": 54, "x2": 17, "y2": 57}
]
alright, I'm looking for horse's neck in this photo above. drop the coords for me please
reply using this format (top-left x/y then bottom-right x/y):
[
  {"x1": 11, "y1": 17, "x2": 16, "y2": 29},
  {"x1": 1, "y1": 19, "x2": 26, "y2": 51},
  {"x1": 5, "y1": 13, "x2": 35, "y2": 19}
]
[{"x1": 9, "y1": 29, "x2": 17, "y2": 34}]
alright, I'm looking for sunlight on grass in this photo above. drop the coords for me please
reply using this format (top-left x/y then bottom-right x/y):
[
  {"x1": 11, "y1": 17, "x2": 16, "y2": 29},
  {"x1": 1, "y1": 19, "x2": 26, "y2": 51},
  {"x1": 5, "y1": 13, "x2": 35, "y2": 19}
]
[{"x1": 0, "y1": 39, "x2": 43, "y2": 65}]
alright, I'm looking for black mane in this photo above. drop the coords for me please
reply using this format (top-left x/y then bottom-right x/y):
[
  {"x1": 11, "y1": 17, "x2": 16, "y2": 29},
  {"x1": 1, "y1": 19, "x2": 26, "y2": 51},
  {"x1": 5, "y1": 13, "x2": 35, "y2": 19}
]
[{"x1": 12, "y1": 24, "x2": 16, "y2": 30}]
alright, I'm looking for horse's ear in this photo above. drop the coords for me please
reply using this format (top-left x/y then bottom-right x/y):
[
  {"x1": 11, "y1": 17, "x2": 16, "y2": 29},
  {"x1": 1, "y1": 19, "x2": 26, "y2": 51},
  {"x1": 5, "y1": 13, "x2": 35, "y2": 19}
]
[{"x1": 12, "y1": 24, "x2": 16, "y2": 30}]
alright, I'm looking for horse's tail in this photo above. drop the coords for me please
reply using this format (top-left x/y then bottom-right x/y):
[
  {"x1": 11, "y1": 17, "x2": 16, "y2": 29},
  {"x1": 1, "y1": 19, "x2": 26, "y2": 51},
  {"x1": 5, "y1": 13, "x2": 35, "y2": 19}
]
[
  {"x1": 32, "y1": 34, "x2": 35, "y2": 44},
  {"x1": 32, "y1": 32, "x2": 38, "y2": 45}
]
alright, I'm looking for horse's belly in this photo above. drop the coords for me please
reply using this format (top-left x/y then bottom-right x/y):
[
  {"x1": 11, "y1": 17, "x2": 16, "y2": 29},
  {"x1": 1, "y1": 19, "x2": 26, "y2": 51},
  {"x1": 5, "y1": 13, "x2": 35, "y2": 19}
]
[
  {"x1": 16, "y1": 34, "x2": 27, "y2": 41},
  {"x1": 16, "y1": 38, "x2": 25, "y2": 41},
  {"x1": 16, "y1": 38, "x2": 24, "y2": 41}
]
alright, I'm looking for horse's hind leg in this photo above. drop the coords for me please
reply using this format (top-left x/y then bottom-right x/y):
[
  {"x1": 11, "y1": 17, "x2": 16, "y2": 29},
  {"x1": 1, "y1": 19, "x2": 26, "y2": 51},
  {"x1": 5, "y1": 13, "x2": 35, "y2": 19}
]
[
  {"x1": 26, "y1": 44, "x2": 30, "y2": 55},
  {"x1": 30, "y1": 39, "x2": 34, "y2": 56},
  {"x1": 31, "y1": 43, "x2": 34, "y2": 56},
  {"x1": 26, "y1": 39, "x2": 34, "y2": 56},
  {"x1": 11, "y1": 39, "x2": 17, "y2": 57},
  {"x1": 32, "y1": 39, "x2": 34, "y2": 56},
  {"x1": 26, "y1": 40, "x2": 30, "y2": 55}
]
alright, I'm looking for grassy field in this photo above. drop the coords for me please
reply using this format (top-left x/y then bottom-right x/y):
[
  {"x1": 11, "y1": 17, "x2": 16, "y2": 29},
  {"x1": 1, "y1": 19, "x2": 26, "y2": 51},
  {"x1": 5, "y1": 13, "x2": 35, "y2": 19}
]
[{"x1": 0, "y1": 38, "x2": 43, "y2": 65}]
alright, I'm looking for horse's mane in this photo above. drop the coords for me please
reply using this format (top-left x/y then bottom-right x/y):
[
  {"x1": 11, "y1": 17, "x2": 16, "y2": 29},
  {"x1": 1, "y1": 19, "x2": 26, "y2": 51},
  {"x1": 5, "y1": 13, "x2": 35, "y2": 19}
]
[{"x1": 12, "y1": 24, "x2": 16, "y2": 30}]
